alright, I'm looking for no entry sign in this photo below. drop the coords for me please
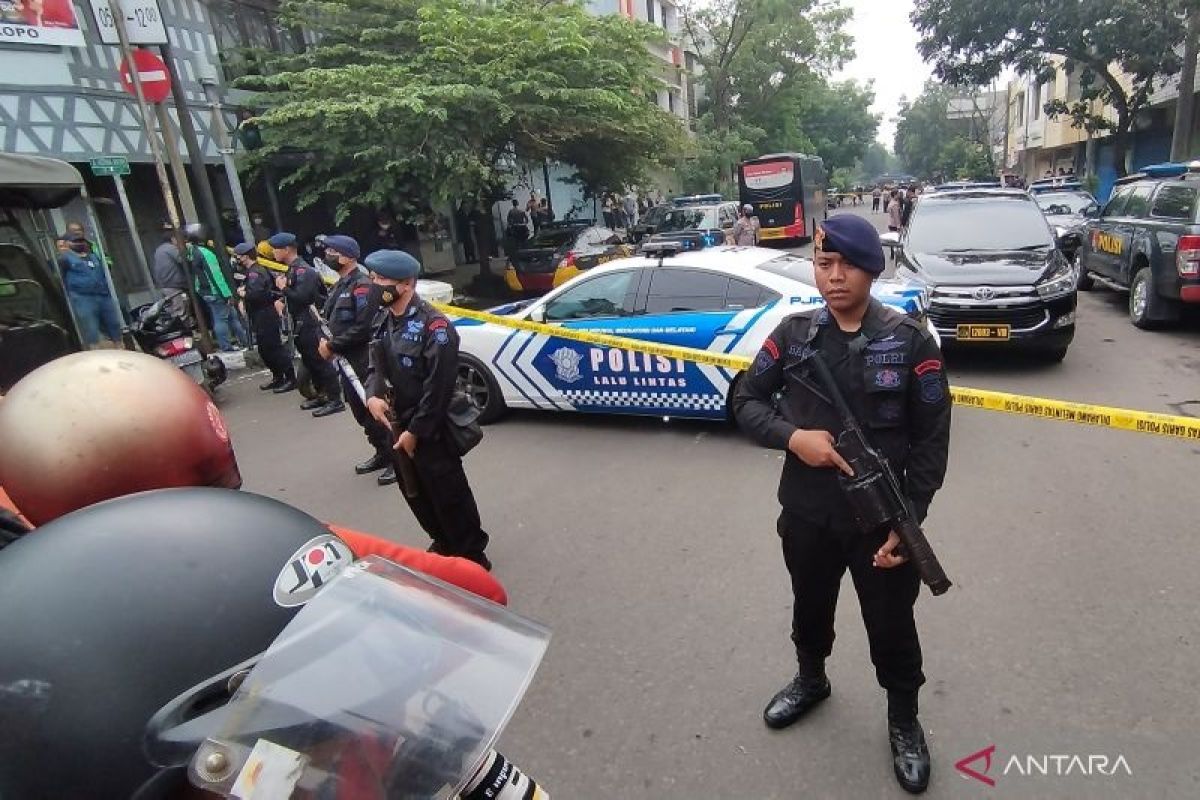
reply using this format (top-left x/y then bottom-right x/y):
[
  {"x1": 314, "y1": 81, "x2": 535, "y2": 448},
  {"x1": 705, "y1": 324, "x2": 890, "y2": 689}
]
[{"x1": 118, "y1": 48, "x2": 171, "y2": 104}]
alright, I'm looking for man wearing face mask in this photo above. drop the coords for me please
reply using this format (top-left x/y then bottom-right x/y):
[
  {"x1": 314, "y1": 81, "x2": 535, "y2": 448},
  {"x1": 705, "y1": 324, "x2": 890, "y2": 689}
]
[
  {"x1": 317, "y1": 236, "x2": 398, "y2": 482},
  {"x1": 270, "y1": 232, "x2": 339, "y2": 412},
  {"x1": 234, "y1": 242, "x2": 295, "y2": 392},
  {"x1": 57, "y1": 233, "x2": 123, "y2": 349},
  {"x1": 363, "y1": 250, "x2": 492, "y2": 571}
]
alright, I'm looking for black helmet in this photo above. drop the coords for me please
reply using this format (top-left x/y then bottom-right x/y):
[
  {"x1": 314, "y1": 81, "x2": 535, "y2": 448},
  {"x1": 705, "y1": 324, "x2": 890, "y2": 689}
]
[{"x1": 0, "y1": 487, "x2": 354, "y2": 798}]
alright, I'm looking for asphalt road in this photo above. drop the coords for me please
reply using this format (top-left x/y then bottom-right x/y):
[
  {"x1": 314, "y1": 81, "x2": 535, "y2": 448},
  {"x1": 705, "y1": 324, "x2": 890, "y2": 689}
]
[{"x1": 218, "y1": 206, "x2": 1199, "y2": 798}]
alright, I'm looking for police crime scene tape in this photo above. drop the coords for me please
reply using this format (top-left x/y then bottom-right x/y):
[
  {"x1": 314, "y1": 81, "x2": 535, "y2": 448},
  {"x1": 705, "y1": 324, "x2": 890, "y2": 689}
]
[
  {"x1": 235, "y1": 248, "x2": 1200, "y2": 441},
  {"x1": 434, "y1": 304, "x2": 1200, "y2": 443}
]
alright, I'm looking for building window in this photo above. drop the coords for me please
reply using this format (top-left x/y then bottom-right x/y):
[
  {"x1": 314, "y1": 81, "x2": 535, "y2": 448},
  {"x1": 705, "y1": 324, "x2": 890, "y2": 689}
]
[
  {"x1": 1015, "y1": 93, "x2": 1025, "y2": 126},
  {"x1": 1033, "y1": 86, "x2": 1041, "y2": 120},
  {"x1": 1066, "y1": 67, "x2": 1081, "y2": 102},
  {"x1": 668, "y1": 90, "x2": 675, "y2": 115},
  {"x1": 646, "y1": 0, "x2": 655, "y2": 23}
]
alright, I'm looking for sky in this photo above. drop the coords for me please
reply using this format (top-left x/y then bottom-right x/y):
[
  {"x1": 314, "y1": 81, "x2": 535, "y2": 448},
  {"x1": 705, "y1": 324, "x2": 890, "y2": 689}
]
[{"x1": 833, "y1": 0, "x2": 933, "y2": 150}]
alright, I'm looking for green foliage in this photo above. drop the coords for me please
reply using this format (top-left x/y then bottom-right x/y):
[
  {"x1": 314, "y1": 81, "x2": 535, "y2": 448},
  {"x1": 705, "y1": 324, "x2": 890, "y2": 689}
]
[
  {"x1": 860, "y1": 141, "x2": 898, "y2": 179},
  {"x1": 893, "y1": 84, "x2": 957, "y2": 179},
  {"x1": 912, "y1": 0, "x2": 1192, "y2": 174},
  {"x1": 680, "y1": 0, "x2": 874, "y2": 191},
  {"x1": 239, "y1": 0, "x2": 685, "y2": 220}
]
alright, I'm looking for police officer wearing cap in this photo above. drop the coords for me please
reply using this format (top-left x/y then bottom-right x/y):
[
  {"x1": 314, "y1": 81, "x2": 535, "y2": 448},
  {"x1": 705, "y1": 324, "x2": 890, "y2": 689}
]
[
  {"x1": 234, "y1": 243, "x2": 295, "y2": 392},
  {"x1": 362, "y1": 250, "x2": 492, "y2": 571},
  {"x1": 270, "y1": 232, "x2": 339, "y2": 411},
  {"x1": 316, "y1": 235, "x2": 397, "y2": 479},
  {"x1": 733, "y1": 214, "x2": 951, "y2": 794}
]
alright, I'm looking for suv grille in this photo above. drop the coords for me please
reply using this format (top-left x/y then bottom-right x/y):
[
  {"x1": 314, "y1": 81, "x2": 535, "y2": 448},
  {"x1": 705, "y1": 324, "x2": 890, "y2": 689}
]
[{"x1": 929, "y1": 305, "x2": 1048, "y2": 329}]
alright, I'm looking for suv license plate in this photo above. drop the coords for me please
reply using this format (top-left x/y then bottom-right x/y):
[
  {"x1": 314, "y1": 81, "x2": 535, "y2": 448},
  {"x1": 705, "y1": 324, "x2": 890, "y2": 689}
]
[{"x1": 957, "y1": 324, "x2": 1010, "y2": 341}]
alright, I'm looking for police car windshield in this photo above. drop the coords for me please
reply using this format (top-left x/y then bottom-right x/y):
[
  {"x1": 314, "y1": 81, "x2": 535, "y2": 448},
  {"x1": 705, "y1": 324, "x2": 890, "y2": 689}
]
[
  {"x1": 657, "y1": 208, "x2": 716, "y2": 232},
  {"x1": 907, "y1": 197, "x2": 1053, "y2": 253},
  {"x1": 641, "y1": 206, "x2": 669, "y2": 226},
  {"x1": 1034, "y1": 192, "x2": 1094, "y2": 214}
]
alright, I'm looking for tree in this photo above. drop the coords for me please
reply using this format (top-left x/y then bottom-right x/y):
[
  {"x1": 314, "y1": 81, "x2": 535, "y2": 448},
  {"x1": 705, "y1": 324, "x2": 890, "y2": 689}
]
[
  {"x1": 893, "y1": 84, "x2": 957, "y2": 179},
  {"x1": 680, "y1": 0, "x2": 856, "y2": 191},
  {"x1": 240, "y1": 0, "x2": 684, "y2": 231},
  {"x1": 912, "y1": 0, "x2": 1193, "y2": 175},
  {"x1": 861, "y1": 141, "x2": 897, "y2": 180}
]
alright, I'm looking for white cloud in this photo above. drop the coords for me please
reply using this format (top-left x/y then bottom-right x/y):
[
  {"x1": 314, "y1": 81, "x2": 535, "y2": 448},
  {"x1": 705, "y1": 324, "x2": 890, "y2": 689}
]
[{"x1": 833, "y1": 0, "x2": 932, "y2": 150}]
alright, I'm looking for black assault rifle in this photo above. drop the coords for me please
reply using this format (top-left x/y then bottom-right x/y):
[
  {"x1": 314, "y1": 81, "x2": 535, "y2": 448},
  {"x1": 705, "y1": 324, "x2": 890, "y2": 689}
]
[{"x1": 806, "y1": 352, "x2": 952, "y2": 596}]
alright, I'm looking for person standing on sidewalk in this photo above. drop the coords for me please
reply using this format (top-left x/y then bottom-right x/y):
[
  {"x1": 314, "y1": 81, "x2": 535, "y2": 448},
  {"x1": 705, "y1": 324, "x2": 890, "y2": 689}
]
[
  {"x1": 185, "y1": 225, "x2": 247, "y2": 352},
  {"x1": 233, "y1": 243, "x2": 295, "y2": 392},
  {"x1": 732, "y1": 204, "x2": 760, "y2": 246},
  {"x1": 316, "y1": 235, "x2": 395, "y2": 480},
  {"x1": 271, "y1": 232, "x2": 341, "y2": 413},
  {"x1": 57, "y1": 233, "x2": 123, "y2": 349}
]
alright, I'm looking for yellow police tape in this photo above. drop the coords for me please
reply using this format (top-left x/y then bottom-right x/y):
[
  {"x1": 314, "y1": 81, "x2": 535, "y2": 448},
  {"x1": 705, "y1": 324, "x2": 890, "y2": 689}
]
[
  {"x1": 232, "y1": 247, "x2": 1200, "y2": 441},
  {"x1": 433, "y1": 303, "x2": 1200, "y2": 442}
]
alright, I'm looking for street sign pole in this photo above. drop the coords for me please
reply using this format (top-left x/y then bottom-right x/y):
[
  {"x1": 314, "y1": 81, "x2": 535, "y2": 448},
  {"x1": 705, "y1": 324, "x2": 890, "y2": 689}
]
[
  {"x1": 106, "y1": 0, "x2": 212, "y2": 347},
  {"x1": 201, "y1": 76, "x2": 255, "y2": 245},
  {"x1": 155, "y1": 102, "x2": 199, "y2": 223},
  {"x1": 110, "y1": 172, "x2": 156, "y2": 299},
  {"x1": 106, "y1": 0, "x2": 181, "y2": 235}
]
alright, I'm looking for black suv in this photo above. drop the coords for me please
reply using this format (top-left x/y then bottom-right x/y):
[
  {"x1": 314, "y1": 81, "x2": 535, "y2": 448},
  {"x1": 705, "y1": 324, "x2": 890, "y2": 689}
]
[
  {"x1": 1077, "y1": 164, "x2": 1200, "y2": 328},
  {"x1": 887, "y1": 188, "x2": 1078, "y2": 361}
]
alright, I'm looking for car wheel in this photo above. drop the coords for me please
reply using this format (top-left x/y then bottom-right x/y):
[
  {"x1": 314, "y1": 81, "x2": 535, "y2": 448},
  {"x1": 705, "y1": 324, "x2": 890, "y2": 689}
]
[
  {"x1": 457, "y1": 354, "x2": 506, "y2": 424},
  {"x1": 1129, "y1": 266, "x2": 1171, "y2": 329},
  {"x1": 1076, "y1": 267, "x2": 1094, "y2": 291}
]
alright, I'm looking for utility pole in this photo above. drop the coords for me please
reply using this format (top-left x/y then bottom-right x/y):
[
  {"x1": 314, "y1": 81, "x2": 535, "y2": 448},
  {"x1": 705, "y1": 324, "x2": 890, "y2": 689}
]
[
  {"x1": 1171, "y1": 8, "x2": 1200, "y2": 162},
  {"x1": 159, "y1": 43, "x2": 229, "y2": 280},
  {"x1": 198, "y1": 65, "x2": 254, "y2": 245}
]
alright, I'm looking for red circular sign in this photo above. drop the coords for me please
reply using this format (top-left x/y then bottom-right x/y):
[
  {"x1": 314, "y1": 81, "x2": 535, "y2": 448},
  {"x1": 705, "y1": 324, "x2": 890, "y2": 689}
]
[{"x1": 118, "y1": 48, "x2": 172, "y2": 104}]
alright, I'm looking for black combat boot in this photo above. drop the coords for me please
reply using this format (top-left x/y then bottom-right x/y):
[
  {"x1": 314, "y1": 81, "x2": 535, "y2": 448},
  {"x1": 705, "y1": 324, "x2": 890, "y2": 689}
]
[
  {"x1": 312, "y1": 399, "x2": 346, "y2": 417},
  {"x1": 259, "y1": 374, "x2": 283, "y2": 391},
  {"x1": 299, "y1": 397, "x2": 326, "y2": 411},
  {"x1": 376, "y1": 465, "x2": 397, "y2": 486},
  {"x1": 762, "y1": 653, "x2": 831, "y2": 729},
  {"x1": 887, "y1": 690, "x2": 931, "y2": 794},
  {"x1": 355, "y1": 452, "x2": 389, "y2": 475},
  {"x1": 272, "y1": 372, "x2": 297, "y2": 393}
]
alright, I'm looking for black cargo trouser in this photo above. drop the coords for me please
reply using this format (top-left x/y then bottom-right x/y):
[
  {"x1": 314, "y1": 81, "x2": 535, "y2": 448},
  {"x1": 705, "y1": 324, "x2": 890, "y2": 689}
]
[
  {"x1": 341, "y1": 356, "x2": 391, "y2": 456},
  {"x1": 295, "y1": 322, "x2": 339, "y2": 400},
  {"x1": 778, "y1": 510, "x2": 924, "y2": 693},
  {"x1": 250, "y1": 308, "x2": 292, "y2": 379},
  {"x1": 399, "y1": 431, "x2": 489, "y2": 559}
]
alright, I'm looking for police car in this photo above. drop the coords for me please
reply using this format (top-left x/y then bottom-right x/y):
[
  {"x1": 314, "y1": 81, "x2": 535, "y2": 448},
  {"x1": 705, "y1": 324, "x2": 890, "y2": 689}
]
[{"x1": 451, "y1": 241, "x2": 930, "y2": 423}]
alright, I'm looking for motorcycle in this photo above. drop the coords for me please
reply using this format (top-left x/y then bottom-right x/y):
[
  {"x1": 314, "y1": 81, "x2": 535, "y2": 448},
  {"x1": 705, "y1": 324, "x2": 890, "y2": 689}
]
[{"x1": 129, "y1": 290, "x2": 227, "y2": 393}]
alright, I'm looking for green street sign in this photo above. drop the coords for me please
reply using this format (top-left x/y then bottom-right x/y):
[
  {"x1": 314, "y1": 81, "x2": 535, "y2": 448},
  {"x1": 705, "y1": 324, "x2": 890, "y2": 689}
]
[{"x1": 89, "y1": 156, "x2": 131, "y2": 177}]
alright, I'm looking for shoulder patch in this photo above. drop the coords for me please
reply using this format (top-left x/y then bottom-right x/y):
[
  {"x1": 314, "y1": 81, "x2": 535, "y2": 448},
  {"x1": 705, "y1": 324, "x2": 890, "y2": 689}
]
[
  {"x1": 762, "y1": 338, "x2": 780, "y2": 360},
  {"x1": 914, "y1": 358, "x2": 942, "y2": 376},
  {"x1": 353, "y1": 285, "x2": 370, "y2": 296},
  {"x1": 428, "y1": 317, "x2": 449, "y2": 331}
]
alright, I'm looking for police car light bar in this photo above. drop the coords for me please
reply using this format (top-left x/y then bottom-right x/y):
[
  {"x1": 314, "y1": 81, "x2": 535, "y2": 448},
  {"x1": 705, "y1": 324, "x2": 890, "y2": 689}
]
[
  {"x1": 1141, "y1": 162, "x2": 1189, "y2": 178},
  {"x1": 671, "y1": 194, "x2": 724, "y2": 206},
  {"x1": 642, "y1": 231, "x2": 710, "y2": 256}
]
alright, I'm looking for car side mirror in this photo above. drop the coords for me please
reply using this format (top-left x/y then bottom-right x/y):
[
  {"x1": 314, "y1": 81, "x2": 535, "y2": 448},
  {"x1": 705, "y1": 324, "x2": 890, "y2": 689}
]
[
  {"x1": 1058, "y1": 231, "x2": 1083, "y2": 250},
  {"x1": 529, "y1": 306, "x2": 546, "y2": 323},
  {"x1": 1083, "y1": 205, "x2": 1099, "y2": 218},
  {"x1": 879, "y1": 231, "x2": 901, "y2": 249}
]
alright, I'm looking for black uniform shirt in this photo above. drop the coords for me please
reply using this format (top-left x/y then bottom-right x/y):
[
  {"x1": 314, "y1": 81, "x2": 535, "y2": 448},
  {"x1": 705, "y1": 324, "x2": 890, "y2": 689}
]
[
  {"x1": 282, "y1": 256, "x2": 321, "y2": 325},
  {"x1": 243, "y1": 264, "x2": 278, "y2": 314},
  {"x1": 365, "y1": 297, "x2": 459, "y2": 440},
  {"x1": 322, "y1": 267, "x2": 375, "y2": 369},
  {"x1": 734, "y1": 298, "x2": 951, "y2": 529}
]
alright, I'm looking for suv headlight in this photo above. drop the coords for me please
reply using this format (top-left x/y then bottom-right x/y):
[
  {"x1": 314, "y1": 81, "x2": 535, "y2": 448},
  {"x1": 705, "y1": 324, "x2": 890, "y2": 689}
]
[{"x1": 1036, "y1": 260, "x2": 1075, "y2": 299}]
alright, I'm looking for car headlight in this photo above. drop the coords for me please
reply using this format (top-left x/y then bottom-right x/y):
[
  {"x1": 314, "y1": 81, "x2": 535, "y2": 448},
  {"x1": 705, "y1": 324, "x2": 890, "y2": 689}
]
[
  {"x1": 1036, "y1": 260, "x2": 1076, "y2": 299},
  {"x1": 1053, "y1": 225, "x2": 1068, "y2": 238}
]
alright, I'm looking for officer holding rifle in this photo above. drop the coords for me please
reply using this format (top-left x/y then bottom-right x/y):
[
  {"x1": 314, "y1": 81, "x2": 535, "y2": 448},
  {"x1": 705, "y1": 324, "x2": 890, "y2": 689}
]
[{"x1": 733, "y1": 214, "x2": 951, "y2": 794}]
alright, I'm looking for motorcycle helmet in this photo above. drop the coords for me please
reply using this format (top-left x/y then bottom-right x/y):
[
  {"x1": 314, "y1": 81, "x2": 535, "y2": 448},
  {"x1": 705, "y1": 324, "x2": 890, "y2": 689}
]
[
  {"x1": 0, "y1": 351, "x2": 241, "y2": 525},
  {"x1": 184, "y1": 222, "x2": 205, "y2": 243},
  {"x1": 0, "y1": 489, "x2": 550, "y2": 799},
  {"x1": 0, "y1": 488, "x2": 355, "y2": 798}
]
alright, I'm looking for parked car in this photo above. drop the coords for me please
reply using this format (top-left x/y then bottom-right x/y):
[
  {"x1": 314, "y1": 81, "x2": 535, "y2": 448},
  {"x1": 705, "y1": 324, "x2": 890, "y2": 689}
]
[
  {"x1": 1034, "y1": 189, "x2": 1096, "y2": 266},
  {"x1": 452, "y1": 244, "x2": 929, "y2": 423},
  {"x1": 1077, "y1": 162, "x2": 1200, "y2": 328},
  {"x1": 504, "y1": 221, "x2": 630, "y2": 295},
  {"x1": 628, "y1": 204, "x2": 669, "y2": 243},
  {"x1": 885, "y1": 187, "x2": 1078, "y2": 361}
]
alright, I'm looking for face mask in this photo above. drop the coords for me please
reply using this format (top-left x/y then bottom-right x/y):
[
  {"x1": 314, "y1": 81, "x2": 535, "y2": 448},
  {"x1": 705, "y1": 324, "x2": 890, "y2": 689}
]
[{"x1": 372, "y1": 282, "x2": 399, "y2": 308}]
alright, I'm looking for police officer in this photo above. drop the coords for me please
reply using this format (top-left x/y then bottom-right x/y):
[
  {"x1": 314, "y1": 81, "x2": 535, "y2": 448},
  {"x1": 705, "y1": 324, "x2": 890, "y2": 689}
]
[
  {"x1": 270, "y1": 232, "x2": 339, "y2": 412},
  {"x1": 362, "y1": 250, "x2": 492, "y2": 571},
  {"x1": 733, "y1": 215, "x2": 951, "y2": 794},
  {"x1": 234, "y1": 242, "x2": 296, "y2": 392},
  {"x1": 315, "y1": 235, "x2": 395, "y2": 480}
]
